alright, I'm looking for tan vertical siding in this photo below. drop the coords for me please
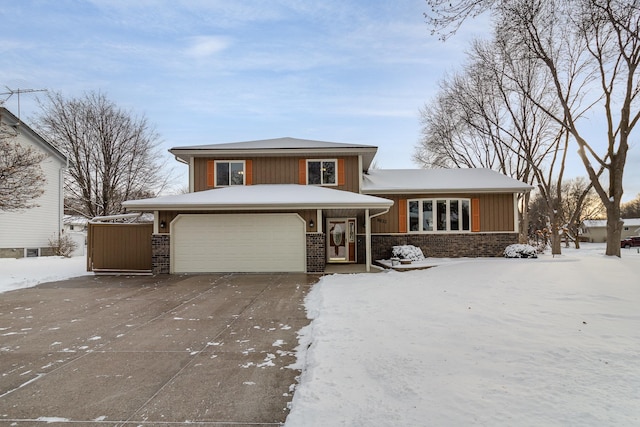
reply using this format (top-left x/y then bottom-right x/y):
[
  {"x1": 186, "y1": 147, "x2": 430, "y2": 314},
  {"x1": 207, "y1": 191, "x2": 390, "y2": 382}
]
[{"x1": 193, "y1": 156, "x2": 360, "y2": 193}]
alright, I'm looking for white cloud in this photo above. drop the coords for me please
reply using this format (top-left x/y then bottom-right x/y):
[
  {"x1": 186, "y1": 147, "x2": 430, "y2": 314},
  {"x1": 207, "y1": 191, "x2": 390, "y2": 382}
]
[{"x1": 184, "y1": 36, "x2": 231, "y2": 58}]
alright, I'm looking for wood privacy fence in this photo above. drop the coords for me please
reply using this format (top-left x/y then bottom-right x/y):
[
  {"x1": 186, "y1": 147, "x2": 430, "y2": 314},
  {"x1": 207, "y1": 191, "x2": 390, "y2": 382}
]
[{"x1": 87, "y1": 223, "x2": 153, "y2": 273}]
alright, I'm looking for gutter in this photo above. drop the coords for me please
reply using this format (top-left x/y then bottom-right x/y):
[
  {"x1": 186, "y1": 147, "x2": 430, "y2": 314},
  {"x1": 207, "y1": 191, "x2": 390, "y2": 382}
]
[{"x1": 90, "y1": 213, "x2": 144, "y2": 223}]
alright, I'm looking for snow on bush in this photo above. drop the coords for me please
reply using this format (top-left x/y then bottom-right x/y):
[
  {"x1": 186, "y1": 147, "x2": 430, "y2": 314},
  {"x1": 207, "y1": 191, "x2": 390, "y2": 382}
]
[
  {"x1": 504, "y1": 244, "x2": 538, "y2": 259},
  {"x1": 391, "y1": 245, "x2": 425, "y2": 261}
]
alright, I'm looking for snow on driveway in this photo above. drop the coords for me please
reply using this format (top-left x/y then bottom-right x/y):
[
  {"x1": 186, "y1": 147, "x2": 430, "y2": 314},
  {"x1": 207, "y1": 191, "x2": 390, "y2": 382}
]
[
  {"x1": 0, "y1": 255, "x2": 89, "y2": 294},
  {"x1": 286, "y1": 244, "x2": 640, "y2": 426}
]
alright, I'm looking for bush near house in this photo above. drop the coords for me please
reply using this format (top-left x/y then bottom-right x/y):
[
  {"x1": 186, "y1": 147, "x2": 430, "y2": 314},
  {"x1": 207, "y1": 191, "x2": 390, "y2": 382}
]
[{"x1": 504, "y1": 244, "x2": 538, "y2": 259}]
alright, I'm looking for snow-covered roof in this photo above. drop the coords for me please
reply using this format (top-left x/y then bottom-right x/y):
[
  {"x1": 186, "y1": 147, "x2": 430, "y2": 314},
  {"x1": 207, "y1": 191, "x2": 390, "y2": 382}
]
[
  {"x1": 361, "y1": 168, "x2": 533, "y2": 194},
  {"x1": 583, "y1": 218, "x2": 640, "y2": 228},
  {"x1": 169, "y1": 137, "x2": 378, "y2": 168},
  {"x1": 63, "y1": 215, "x2": 90, "y2": 225},
  {"x1": 122, "y1": 184, "x2": 393, "y2": 212}
]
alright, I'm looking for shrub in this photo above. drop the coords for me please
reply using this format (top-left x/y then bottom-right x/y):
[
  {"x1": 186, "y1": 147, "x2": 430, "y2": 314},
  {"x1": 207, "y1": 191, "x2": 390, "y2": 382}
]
[
  {"x1": 504, "y1": 244, "x2": 538, "y2": 259},
  {"x1": 48, "y1": 233, "x2": 78, "y2": 258},
  {"x1": 392, "y1": 245, "x2": 425, "y2": 261}
]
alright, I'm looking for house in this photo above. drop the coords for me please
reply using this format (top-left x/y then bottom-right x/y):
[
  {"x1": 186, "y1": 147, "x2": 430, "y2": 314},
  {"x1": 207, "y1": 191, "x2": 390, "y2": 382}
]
[
  {"x1": 122, "y1": 137, "x2": 532, "y2": 274},
  {"x1": 0, "y1": 107, "x2": 68, "y2": 258},
  {"x1": 581, "y1": 218, "x2": 640, "y2": 242}
]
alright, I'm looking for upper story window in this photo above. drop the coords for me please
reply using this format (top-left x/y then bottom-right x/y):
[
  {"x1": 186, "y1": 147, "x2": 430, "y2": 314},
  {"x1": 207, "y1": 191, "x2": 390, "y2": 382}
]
[
  {"x1": 408, "y1": 198, "x2": 471, "y2": 233},
  {"x1": 307, "y1": 159, "x2": 337, "y2": 186},
  {"x1": 215, "y1": 160, "x2": 245, "y2": 186}
]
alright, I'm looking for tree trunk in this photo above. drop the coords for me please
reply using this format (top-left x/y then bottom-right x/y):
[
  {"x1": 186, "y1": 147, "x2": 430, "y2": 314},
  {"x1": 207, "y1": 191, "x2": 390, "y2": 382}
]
[
  {"x1": 550, "y1": 214, "x2": 562, "y2": 256},
  {"x1": 605, "y1": 205, "x2": 623, "y2": 257}
]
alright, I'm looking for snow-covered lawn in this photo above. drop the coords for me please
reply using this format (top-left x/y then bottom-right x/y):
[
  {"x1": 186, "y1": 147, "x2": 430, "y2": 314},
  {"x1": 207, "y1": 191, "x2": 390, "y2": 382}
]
[
  {"x1": 0, "y1": 255, "x2": 89, "y2": 294},
  {"x1": 286, "y1": 244, "x2": 640, "y2": 426}
]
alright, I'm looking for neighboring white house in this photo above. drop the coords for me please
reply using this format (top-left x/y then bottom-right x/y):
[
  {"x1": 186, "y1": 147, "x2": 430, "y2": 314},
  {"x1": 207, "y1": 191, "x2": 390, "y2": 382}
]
[
  {"x1": 63, "y1": 215, "x2": 89, "y2": 257},
  {"x1": 581, "y1": 218, "x2": 640, "y2": 243},
  {"x1": 0, "y1": 107, "x2": 68, "y2": 258}
]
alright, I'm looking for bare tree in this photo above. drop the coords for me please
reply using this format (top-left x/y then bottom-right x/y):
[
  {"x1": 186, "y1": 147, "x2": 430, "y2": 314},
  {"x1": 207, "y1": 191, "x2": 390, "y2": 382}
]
[
  {"x1": 621, "y1": 194, "x2": 640, "y2": 218},
  {"x1": 426, "y1": 0, "x2": 640, "y2": 256},
  {"x1": 416, "y1": 37, "x2": 562, "y2": 246},
  {"x1": 35, "y1": 91, "x2": 170, "y2": 218},
  {"x1": 0, "y1": 120, "x2": 46, "y2": 211},
  {"x1": 561, "y1": 177, "x2": 604, "y2": 248}
]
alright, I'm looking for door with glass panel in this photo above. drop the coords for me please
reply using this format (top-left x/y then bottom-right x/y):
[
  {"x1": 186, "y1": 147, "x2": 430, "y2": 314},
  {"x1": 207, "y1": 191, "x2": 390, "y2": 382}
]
[{"x1": 327, "y1": 218, "x2": 356, "y2": 262}]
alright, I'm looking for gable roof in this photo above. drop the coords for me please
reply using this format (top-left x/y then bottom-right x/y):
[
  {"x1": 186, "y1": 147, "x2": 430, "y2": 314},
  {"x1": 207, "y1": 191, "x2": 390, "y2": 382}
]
[
  {"x1": 123, "y1": 184, "x2": 393, "y2": 213},
  {"x1": 0, "y1": 107, "x2": 67, "y2": 164},
  {"x1": 362, "y1": 168, "x2": 533, "y2": 194},
  {"x1": 169, "y1": 137, "x2": 378, "y2": 169}
]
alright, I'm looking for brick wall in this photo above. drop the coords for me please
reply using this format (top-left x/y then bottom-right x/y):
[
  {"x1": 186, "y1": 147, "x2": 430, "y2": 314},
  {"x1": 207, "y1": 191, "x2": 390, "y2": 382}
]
[
  {"x1": 306, "y1": 233, "x2": 325, "y2": 273},
  {"x1": 371, "y1": 233, "x2": 518, "y2": 260},
  {"x1": 151, "y1": 234, "x2": 171, "y2": 274}
]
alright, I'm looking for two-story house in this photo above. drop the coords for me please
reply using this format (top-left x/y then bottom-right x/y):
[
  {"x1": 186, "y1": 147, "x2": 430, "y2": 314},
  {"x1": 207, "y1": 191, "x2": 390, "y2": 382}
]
[
  {"x1": 122, "y1": 137, "x2": 532, "y2": 274},
  {"x1": 0, "y1": 107, "x2": 68, "y2": 258}
]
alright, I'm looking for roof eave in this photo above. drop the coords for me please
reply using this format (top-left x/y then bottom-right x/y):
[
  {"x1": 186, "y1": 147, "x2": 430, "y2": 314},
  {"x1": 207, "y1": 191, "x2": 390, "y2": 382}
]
[
  {"x1": 123, "y1": 201, "x2": 393, "y2": 212},
  {"x1": 362, "y1": 187, "x2": 533, "y2": 195},
  {"x1": 170, "y1": 147, "x2": 378, "y2": 161}
]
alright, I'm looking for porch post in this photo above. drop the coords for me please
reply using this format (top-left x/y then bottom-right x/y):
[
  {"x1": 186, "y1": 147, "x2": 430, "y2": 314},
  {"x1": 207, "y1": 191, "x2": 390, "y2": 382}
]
[
  {"x1": 153, "y1": 210, "x2": 159, "y2": 234},
  {"x1": 365, "y1": 208, "x2": 371, "y2": 272}
]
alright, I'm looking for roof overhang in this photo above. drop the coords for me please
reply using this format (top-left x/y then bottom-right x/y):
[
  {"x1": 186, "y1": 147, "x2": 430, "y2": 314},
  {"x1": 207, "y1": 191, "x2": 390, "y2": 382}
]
[
  {"x1": 123, "y1": 184, "x2": 393, "y2": 214},
  {"x1": 361, "y1": 169, "x2": 534, "y2": 195},
  {"x1": 169, "y1": 137, "x2": 378, "y2": 170}
]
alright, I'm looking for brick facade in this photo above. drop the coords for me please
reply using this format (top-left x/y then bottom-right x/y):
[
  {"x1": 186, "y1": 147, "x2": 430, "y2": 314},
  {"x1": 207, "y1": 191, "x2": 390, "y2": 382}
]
[
  {"x1": 370, "y1": 233, "x2": 518, "y2": 260},
  {"x1": 151, "y1": 233, "x2": 171, "y2": 274},
  {"x1": 306, "y1": 233, "x2": 326, "y2": 273},
  {"x1": 150, "y1": 231, "x2": 515, "y2": 275}
]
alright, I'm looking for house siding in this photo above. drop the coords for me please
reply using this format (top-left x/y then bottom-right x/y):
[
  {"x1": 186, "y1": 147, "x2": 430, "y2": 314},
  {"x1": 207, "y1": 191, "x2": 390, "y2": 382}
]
[
  {"x1": 0, "y1": 130, "x2": 66, "y2": 257},
  {"x1": 193, "y1": 155, "x2": 360, "y2": 193}
]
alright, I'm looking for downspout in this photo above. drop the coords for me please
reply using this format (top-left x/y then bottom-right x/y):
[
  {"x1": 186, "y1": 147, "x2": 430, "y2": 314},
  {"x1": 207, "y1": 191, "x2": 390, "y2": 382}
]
[{"x1": 366, "y1": 207, "x2": 391, "y2": 272}]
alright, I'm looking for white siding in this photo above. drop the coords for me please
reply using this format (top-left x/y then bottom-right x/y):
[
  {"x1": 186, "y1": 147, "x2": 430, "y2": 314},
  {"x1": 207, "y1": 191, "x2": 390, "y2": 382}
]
[{"x1": 0, "y1": 129, "x2": 66, "y2": 253}]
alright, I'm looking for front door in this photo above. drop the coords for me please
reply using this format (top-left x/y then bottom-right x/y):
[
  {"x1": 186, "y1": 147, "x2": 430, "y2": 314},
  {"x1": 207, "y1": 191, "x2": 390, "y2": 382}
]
[{"x1": 327, "y1": 218, "x2": 356, "y2": 263}]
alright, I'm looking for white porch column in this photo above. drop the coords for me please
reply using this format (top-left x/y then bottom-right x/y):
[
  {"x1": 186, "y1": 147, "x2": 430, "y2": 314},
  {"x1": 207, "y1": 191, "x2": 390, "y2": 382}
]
[
  {"x1": 365, "y1": 208, "x2": 371, "y2": 272},
  {"x1": 153, "y1": 210, "x2": 159, "y2": 234}
]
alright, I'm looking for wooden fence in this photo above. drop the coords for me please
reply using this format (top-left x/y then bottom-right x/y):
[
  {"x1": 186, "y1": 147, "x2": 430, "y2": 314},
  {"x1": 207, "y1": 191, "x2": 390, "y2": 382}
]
[{"x1": 87, "y1": 223, "x2": 153, "y2": 273}]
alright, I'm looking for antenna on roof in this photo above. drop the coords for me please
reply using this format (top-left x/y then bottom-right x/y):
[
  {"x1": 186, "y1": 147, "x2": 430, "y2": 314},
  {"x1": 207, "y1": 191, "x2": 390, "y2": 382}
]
[{"x1": 0, "y1": 86, "x2": 47, "y2": 123}]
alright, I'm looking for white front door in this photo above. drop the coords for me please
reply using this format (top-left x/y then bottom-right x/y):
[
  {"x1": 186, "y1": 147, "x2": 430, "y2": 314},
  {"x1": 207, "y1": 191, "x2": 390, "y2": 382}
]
[{"x1": 327, "y1": 218, "x2": 356, "y2": 262}]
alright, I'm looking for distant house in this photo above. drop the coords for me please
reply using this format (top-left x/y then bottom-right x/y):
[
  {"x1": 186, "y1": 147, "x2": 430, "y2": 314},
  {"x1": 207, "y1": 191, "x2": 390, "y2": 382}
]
[
  {"x1": 0, "y1": 107, "x2": 68, "y2": 258},
  {"x1": 581, "y1": 219, "x2": 640, "y2": 242},
  {"x1": 119, "y1": 137, "x2": 532, "y2": 274},
  {"x1": 63, "y1": 215, "x2": 89, "y2": 233}
]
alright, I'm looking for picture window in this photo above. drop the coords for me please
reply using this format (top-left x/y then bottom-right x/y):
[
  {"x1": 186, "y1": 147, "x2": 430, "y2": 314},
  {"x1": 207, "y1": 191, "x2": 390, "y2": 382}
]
[{"x1": 408, "y1": 198, "x2": 471, "y2": 233}]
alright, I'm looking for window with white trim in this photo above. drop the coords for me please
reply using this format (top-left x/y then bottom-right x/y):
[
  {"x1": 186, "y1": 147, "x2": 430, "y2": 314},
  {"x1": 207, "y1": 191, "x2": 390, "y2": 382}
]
[
  {"x1": 307, "y1": 159, "x2": 336, "y2": 185},
  {"x1": 215, "y1": 160, "x2": 245, "y2": 186},
  {"x1": 408, "y1": 198, "x2": 471, "y2": 232}
]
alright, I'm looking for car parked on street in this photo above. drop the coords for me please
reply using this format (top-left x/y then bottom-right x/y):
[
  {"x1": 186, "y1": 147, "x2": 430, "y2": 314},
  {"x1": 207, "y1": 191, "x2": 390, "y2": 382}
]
[{"x1": 620, "y1": 236, "x2": 640, "y2": 248}]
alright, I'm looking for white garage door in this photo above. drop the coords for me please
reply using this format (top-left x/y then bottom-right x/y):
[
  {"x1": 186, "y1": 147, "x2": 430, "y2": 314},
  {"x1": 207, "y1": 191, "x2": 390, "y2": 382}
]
[{"x1": 171, "y1": 214, "x2": 306, "y2": 273}]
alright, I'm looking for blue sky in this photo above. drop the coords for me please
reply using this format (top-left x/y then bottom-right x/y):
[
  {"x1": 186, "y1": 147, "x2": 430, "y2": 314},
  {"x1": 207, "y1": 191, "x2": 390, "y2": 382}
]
[{"x1": 1, "y1": 1, "x2": 638, "y2": 201}]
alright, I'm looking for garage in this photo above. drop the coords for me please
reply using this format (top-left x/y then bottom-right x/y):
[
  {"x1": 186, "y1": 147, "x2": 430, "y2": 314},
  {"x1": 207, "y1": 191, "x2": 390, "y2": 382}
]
[{"x1": 171, "y1": 213, "x2": 306, "y2": 273}]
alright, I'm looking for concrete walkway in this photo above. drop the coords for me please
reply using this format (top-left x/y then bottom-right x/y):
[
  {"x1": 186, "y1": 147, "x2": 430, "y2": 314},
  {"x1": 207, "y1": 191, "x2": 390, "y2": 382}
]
[{"x1": 0, "y1": 273, "x2": 317, "y2": 426}]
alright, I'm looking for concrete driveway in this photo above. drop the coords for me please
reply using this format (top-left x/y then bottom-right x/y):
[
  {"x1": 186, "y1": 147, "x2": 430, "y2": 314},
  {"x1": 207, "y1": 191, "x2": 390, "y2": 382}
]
[{"x1": 0, "y1": 273, "x2": 317, "y2": 426}]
